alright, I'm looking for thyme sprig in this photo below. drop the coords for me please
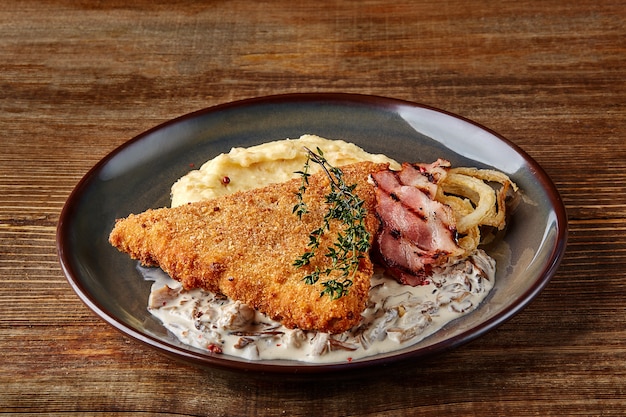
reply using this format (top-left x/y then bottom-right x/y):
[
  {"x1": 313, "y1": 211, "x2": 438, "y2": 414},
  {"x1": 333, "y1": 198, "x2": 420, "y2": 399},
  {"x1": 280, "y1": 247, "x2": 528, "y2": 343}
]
[{"x1": 292, "y1": 147, "x2": 371, "y2": 300}]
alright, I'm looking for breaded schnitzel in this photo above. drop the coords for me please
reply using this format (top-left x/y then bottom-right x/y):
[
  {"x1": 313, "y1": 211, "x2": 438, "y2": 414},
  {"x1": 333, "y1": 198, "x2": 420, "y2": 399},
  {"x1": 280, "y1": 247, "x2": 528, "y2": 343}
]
[{"x1": 109, "y1": 161, "x2": 387, "y2": 334}]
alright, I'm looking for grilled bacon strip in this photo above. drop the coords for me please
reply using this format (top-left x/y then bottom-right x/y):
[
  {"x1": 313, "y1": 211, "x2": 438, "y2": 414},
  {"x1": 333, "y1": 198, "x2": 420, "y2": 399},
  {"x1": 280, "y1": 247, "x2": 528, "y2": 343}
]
[{"x1": 371, "y1": 160, "x2": 464, "y2": 286}]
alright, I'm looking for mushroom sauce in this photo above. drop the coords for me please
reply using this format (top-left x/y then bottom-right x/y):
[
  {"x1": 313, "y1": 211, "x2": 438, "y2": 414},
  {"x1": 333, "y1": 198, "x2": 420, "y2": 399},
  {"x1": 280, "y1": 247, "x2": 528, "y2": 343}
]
[{"x1": 143, "y1": 250, "x2": 494, "y2": 363}]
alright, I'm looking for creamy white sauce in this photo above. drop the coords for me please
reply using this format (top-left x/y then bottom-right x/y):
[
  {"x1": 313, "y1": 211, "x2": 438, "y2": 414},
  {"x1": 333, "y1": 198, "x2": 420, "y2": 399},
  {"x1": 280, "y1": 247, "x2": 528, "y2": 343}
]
[{"x1": 142, "y1": 251, "x2": 494, "y2": 363}]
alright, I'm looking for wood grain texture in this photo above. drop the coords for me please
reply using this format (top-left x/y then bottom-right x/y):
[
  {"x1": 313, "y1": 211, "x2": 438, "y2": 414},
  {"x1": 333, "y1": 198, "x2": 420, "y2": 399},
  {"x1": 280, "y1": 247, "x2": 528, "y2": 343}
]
[{"x1": 1, "y1": 0, "x2": 625, "y2": 415}]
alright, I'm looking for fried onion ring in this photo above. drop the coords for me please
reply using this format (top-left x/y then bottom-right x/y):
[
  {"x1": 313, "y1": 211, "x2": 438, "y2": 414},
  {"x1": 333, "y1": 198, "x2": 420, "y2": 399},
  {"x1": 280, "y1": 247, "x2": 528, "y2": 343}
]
[{"x1": 434, "y1": 166, "x2": 518, "y2": 255}]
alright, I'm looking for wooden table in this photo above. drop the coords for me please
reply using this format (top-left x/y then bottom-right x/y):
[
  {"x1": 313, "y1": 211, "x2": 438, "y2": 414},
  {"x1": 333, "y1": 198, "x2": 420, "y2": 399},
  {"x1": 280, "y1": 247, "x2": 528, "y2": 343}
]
[{"x1": 2, "y1": 0, "x2": 625, "y2": 415}]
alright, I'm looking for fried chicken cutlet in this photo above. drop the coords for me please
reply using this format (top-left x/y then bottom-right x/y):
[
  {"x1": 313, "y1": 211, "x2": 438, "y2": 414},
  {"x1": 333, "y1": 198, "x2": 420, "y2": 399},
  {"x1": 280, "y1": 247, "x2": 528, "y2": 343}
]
[{"x1": 109, "y1": 161, "x2": 388, "y2": 334}]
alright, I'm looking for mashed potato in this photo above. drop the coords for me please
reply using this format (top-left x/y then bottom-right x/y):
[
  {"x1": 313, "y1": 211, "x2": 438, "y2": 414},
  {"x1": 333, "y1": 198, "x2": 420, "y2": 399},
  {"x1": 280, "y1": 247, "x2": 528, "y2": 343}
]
[{"x1": 171, "y1": 134, "x2": 400, "y2": 207}]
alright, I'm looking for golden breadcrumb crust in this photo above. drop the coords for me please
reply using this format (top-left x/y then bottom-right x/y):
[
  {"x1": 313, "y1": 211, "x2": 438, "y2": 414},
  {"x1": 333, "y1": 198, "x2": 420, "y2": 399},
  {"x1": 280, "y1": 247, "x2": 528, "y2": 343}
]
[{"x1": 109, "y1": 161, "x2": 387, "y2": 334}]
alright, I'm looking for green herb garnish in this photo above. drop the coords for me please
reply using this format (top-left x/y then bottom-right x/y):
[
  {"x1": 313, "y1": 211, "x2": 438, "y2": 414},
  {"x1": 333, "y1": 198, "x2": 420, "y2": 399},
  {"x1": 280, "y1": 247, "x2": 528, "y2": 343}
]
[{"x1": 292, "y1": 147, "x2": 371, "y2": 300}]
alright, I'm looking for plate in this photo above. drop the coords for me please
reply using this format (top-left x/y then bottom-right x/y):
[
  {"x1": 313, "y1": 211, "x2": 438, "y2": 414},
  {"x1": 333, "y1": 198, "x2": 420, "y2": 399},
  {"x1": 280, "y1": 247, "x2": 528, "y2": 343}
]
[{"x1": 57, "y1": 93, "x2": 567, "y2": 374}]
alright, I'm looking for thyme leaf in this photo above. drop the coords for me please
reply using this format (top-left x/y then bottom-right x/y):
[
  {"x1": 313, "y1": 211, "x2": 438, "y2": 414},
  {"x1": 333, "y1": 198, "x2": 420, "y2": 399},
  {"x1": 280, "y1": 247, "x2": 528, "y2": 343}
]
[
  {"x1": 292, "y1": 147, "x2": 371, "y2": 300},
  {"x1": 292, "y1": 153, "x2": 311, "y2": 220}
]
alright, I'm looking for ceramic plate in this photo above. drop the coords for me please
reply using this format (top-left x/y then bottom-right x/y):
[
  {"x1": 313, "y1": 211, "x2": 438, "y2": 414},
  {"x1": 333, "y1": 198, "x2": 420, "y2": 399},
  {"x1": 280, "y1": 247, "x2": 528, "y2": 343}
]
[{"x1": 57, "y1": 93, "x2": 567, "y2": 374}]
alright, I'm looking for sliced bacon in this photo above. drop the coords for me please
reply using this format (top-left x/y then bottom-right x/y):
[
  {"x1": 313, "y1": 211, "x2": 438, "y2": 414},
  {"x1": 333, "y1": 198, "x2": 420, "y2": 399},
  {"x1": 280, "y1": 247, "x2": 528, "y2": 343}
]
[
  {"x1": 396, "y1": 159, "x2": 450, "y2": 199},
  {"x1": 371, "y1": 160, "x2": 464, "y2": 286}
]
